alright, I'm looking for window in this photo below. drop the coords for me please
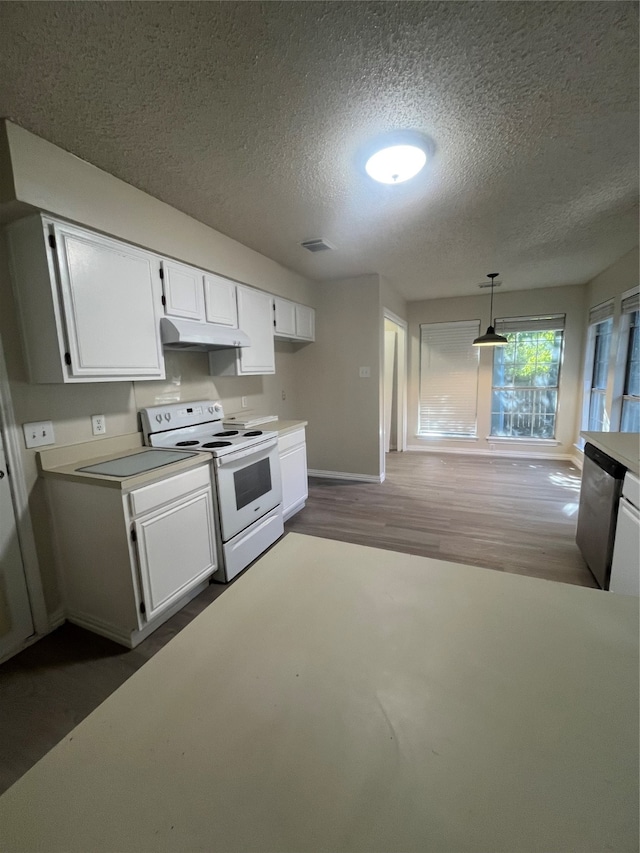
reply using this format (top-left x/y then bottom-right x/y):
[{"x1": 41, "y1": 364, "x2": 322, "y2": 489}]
[
  {"x1": 621, "y1": 308, "x2": 640, "y2": 432},
  {"x1": 588, "y1": 319, "x2": 612, "y2": 430},
  {"x1": 490, "y1": 316, "x2": 565, "y2": 439},
  {"x1": 584, "y1": 301, "x2": 615, "y2": 431},
  {"x1": 419, "y1": 320, "x2": 480, "y2": 437}
]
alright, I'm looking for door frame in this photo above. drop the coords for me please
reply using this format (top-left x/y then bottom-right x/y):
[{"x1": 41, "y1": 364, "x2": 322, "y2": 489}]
[
  {"x1": 0, "y1": 335, "x2": 48, "y2": 642},
  {"x1": 381, "y1": 310, "x2": 408, "y2": 480}
]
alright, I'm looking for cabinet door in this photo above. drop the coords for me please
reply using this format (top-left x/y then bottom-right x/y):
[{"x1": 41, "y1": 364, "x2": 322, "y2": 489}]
[
  {"x1": 53, "y1": 223, "x2": 165, "y2": 379},
  {"x1": 295, "y1": 304, "x2": 315, "y2": 341},
  {"x1": 280, "y1": 442, "x2": 308, "y2": 520},
  {"x1": 204, "y1": 273, "x2": 238, "y2": 327},
  {"x1": 274, "y1": 297, "x2": 297, "y2": 336},
  {"x1": 134, "y1": 487, "x2": 217, "y2": 622},
  {"x1": 162, "y1": 259, "x2": 205, "y2": 321},
  {"x1": 237, "y1": 286, "x2": 275, "y2": 374}
]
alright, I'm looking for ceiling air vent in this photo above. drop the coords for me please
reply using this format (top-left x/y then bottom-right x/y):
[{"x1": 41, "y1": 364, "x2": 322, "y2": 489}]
[{"x1": 300, "y1": 238, "x2": 334, "y2": 253}]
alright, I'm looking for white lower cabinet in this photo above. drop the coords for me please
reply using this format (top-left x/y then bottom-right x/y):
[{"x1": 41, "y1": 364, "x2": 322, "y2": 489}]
[
  {"x1": 278, "y1": 428, "x2": 308, "y2": 521},
  {"x1": 47, "y1": 463, "x2": 217, "y2": 647}
]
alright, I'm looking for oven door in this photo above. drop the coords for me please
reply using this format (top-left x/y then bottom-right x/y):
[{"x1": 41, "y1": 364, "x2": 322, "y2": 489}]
[{"x1": 214, "y1": 438, "x2": 282, "y2": 542}]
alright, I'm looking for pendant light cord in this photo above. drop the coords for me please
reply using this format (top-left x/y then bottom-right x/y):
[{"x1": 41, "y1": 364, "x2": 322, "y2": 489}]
[{"x1": 487, "y1": 272, "x2": 499, "y2": 326}]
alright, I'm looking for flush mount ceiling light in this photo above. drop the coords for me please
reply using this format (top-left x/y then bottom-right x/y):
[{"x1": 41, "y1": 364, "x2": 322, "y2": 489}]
[
  {"x1": 365, "y1": 144, "x2": 427, "y2": 184},
  {"x1": 362, "y1": 131, "x2": 432, "y2": 184},
  {"x1": 473, "y1": 273, "x2": 509, "y2": 347}
]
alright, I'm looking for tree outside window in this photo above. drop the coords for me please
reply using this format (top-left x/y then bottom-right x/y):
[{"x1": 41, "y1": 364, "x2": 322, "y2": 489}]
[{"x1": 491, "y1": 329, "x2": 563, "y2": 439}]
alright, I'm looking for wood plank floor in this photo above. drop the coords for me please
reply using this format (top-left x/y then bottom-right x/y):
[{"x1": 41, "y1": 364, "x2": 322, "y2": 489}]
[
  {"x1": 288, "y1": 451, "x2": 595, "y2": 588},
  {"x1": 0, "y1": 451, "x2": 593, "y2": 795}
]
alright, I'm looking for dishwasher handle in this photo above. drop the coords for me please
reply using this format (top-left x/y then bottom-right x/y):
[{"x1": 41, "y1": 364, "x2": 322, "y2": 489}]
[{"x1": 584, "y1": 442, "x2": 627, "y2": 480}]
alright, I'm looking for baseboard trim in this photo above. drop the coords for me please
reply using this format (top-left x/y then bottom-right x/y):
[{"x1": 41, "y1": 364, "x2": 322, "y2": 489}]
[
  {"x1": 48, "y1": 607, "x2": 65, "y2": 630},
  {"x1": 406, "y1": 445, "x2": 577, "y2": 463},
  {"x1": 308, "y1": 469, "x2": 384, "y2": 484},
  {"x1": 66, "y1": 611, "x2": 134, "y2": 647}
]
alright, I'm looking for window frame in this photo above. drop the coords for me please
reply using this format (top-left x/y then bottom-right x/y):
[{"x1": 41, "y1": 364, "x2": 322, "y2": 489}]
[
  {"x1": 489, "y1": 317, "x2": 565, "y2": 441},
  {"x1": 620, "y1": 308, "x2": 640, "y2": 432},
  {"x1": 581, "y1": 313, "x2": 614, "y2": 433},
  {"x1": 611, "y1": 287, "x2": 640, "y2": 431},
  {"x1": 417, "y1": 319, "x2": 480, "y2": 439}
]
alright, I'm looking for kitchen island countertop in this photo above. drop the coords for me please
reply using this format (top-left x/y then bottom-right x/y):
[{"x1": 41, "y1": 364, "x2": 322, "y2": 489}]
[
  {"x1": 0, "y1": 533, "x2": 637, "y2": 852},
  {"x1": 581, "y1": 431, "x2": 640, "y2": 475}
]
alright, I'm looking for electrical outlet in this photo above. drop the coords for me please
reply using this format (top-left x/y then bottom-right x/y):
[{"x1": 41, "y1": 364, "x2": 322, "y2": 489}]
[
  {"x1": 23, "y1": 421, "x2": 55, "y2": 449},
  {"x1": 241, "y1": 396, "x2": 248, "y2": 408},
  {"x1": 281, "y1": 389, "x2": 286, "y2": 400},
  {"x1": 91, "y1": 414, "x2": 106, "y2": 436},
  {"x1": 359, "y1": 366, "x2": 371, "y2": 378}
]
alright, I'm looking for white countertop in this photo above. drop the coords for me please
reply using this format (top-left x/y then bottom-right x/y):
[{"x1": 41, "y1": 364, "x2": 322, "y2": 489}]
[
  {"x1": 272, "y1": 418, "x2": 307, "y2": 436},
  {"x1": 581, "y1": 431, "x2": 640, "y2": 475},
  {"x1": 0, "y1": 533, "x2": 637, "y2": 852},
  {"x1": 38, "y1": 434, "x2": 211, "y2": 490}
]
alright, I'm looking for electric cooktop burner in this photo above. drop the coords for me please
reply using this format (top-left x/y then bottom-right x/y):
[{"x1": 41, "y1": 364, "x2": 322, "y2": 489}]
[
  {"x1": 213, "y1": 431, "x2": 239, "y2": 437},
  {"x1": 176, "y1": 440, "x2": 199, "y2": 446},
  {"x1": 245, "y1": 431, "x2": 263, "y2": 436},
  {"x1": 202, "y1": 441, "x2": 233, "y2": 448}
]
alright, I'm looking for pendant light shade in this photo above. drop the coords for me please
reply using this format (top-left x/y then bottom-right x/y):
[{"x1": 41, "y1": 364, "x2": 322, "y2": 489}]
[{"x1": 473, "y1": 273, "x2": 509, "y2": 347}]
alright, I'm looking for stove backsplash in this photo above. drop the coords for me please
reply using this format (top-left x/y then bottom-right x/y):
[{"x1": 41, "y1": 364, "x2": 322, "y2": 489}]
[{"x1": 133, "y1": 344, "x2": 299, "y2": 426}]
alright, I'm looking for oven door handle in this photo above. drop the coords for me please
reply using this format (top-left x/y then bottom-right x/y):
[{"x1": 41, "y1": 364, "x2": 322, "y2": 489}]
[{"x1": 215, "y1": 436, "x2": 278, "y2": 467}]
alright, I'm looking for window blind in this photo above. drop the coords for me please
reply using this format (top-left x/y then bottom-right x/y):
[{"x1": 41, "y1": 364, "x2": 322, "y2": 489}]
[
  {"x1": 494, "y1": 314, "x2": 566, "y2": 334},
  {"x1": 419, "y1": 320, "x2": 480, "y2": 437},
  {"x1": 621, "y1": 288, "x2": 639, "y2": 315},
  {"x1": 588, "y1": 300, "x2": 614, "y2": 326}
]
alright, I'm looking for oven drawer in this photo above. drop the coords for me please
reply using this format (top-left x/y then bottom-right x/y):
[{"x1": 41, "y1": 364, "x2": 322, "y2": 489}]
[{"x1": 129, "y1": 464, "x2": 211, "y2": 517}]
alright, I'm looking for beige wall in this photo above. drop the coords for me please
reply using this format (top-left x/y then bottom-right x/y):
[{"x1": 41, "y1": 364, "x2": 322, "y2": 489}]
[
  {"x1": 296, "y1": 275, "x2": 382, "y2": 478},
  {"x1": 407, "y1": 284, "x2": 588, "y2": 457},
  {"x1": 0, "y1": 122, "x2": 318, "y2": 615},
  {"x1": 579, "y1": 247, "x2": 639, "y2": 434}
]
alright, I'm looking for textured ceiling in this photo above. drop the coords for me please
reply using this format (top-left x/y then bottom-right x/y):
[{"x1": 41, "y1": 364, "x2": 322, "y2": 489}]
[{"x1": 0, "y1": 1, "x2": 637, "y2": 299}]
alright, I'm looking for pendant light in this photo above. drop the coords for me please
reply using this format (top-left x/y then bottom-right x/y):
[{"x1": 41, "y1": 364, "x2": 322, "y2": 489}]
[{"x1": 473, "y1": 273, "x2": 509, "y2": 347}]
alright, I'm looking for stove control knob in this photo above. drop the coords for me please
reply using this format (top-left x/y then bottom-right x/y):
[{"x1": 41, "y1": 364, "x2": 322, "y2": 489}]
[
  {"x1": 208, "y1": 406, "x2": 214, "y2": 413},
  {"x1": 155, "y1": 414, "x2": 162, "y2": 424},
  {"x1": 213, "y1": 403, "x2": 222, "y2": 414},
  {"x1": 164, "y1": 413, "x2": 171, "y2": 422}
]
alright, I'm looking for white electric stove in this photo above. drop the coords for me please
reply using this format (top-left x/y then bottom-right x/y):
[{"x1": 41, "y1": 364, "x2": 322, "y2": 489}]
[{"x1": 140, "y1": 400, "x2": 283, "y2": 582}]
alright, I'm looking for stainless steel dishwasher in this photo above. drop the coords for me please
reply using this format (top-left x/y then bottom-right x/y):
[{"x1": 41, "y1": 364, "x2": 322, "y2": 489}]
[{"x1": 576, "y1": 442, "x2": 627, "y2": 589}]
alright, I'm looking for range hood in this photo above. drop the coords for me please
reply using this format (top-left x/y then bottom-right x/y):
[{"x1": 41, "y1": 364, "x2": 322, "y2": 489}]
[{"x1": 160, "y1": 318, "x2": 251, "y2": 351}]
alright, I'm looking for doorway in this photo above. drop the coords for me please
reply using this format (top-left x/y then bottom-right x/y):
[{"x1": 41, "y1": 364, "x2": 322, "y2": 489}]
[
  {"x1": 0, "y1": 424, "x2": 34, "y2": 660},
  {"x1": 382, "y1": 311, "x2": 407, "y2": 476},
  {"x1": 0, "y1": 334, "x2": 47, "y2": 662}
]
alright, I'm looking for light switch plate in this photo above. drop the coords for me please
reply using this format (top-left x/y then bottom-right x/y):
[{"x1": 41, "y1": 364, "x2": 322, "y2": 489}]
[{"x1": 23, "y1": 421, "x2": 55, "y2": 448}]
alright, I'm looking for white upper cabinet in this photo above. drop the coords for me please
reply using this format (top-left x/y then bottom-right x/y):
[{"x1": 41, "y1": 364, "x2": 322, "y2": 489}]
[
  {"x1": 209, "y1": 285, "x2": 275, "y2": 375},
  {"x1": 274, "y1": 298, "x2": 297, "y2": 337},
  {"x1": 295, "y1": 304, "x2": 315, "y2": 341},
  {"x1": 204, "y1": 273, "x2": 238, "y2": 327},
  {"x1": 161, "y1": 259, "x2": 205, "y2": 321},
  {"x1": 7, "y1": 216, "x2": 165, "y2": 383},
  {"x1": 274, "y1": 297, "x2": 315, "y2": 342}
]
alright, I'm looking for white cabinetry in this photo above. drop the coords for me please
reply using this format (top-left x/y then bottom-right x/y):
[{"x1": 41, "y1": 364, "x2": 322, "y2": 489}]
[
  {"x1": 278, "y1": 428, "x2": 308, "y2": 520},
  {"x1": 610, "y1": 472, "x2": 640, "y2": 596},
  {"x1": 204, "y1": 273, "x2": 239, "y2": 327},
  {"x1": 209, "y1": 285, "x2": 275, "y2": 375},
  {"x1": 161, "y1": 261, "x2": 239, "y2": 329},
  {"x1": 161, "y1": 259, "x2": 205, "y2": 321},
  {"x1": 46, "y1": 463, "x2": 217, "y2": 647},
  {"x1": 6, "y1": 216, "x2": 165, "y2": 383},
  {"x1": 274, "y1": 297, "x2": 315, "y2": 342}
]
